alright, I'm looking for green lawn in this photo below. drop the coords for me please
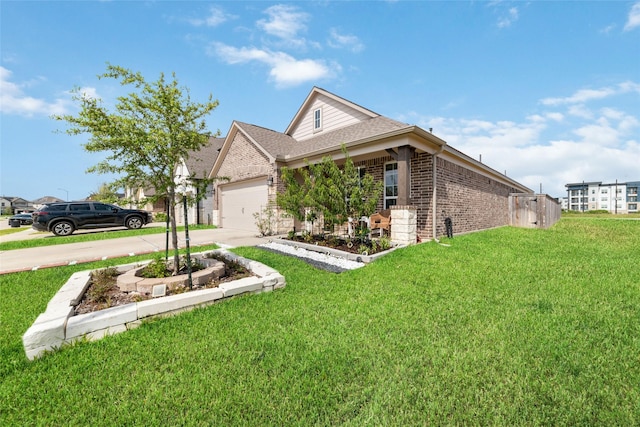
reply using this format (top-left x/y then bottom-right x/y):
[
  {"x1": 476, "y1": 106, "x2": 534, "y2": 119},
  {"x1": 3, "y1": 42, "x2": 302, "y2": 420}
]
[
  {"x1": 0, "y1": 224, "x2": 215, "y2": 251},
  {"x1": 1, "y1": 218, "x2": 638, "y2": 425}
]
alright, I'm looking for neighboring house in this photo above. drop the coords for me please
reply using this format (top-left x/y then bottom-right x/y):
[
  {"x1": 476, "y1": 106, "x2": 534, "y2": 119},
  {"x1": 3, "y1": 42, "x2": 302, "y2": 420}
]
[
  {"x1": 32, "y1": 196, "x2": 65, "y2": 210},
  {"x1": 566, "y1": 181, "x2": 639, "y2": 214},
  {"x1": 2, "y1": 197, "x2": 34, "y2": 213},
  {"x1": 209, "y1": 87, "x2": 540, "y2": 240},
  {"x1": 0, "y1": 197, "x2": 12, "y2": 215},
  {"x1": 126, "y1": 136, "x2": 224, "y2": 224},
  {"x1": 175, "y1": 137, "x2": 225, "y2": 225},
  {"x1": 124, "y1": 186, "x2": 165, "y2": 215}
]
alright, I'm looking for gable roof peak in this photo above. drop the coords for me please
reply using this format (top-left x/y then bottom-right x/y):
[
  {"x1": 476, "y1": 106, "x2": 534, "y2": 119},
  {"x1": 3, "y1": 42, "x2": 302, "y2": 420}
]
[{"x1": 285, "y1": 86, "x2": 379, "y2": 136}]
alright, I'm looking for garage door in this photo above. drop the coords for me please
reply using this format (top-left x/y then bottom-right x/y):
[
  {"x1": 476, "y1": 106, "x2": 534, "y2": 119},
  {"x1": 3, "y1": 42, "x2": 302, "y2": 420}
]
[{"x1": 220, "y1": 178, "x2": 269, "y2": 231}]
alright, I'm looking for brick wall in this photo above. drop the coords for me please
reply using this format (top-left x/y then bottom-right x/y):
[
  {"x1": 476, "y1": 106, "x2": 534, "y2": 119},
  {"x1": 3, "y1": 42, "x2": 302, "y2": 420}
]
[
  {"x1": 355, "y1": 152, "x2": 519, "y2": 241},
  {"x1": 213, "y1": 145, "x2": 521, "y2": 238},
  {"x1": 429, "y1": 156, "x2": 518, "y2": 239},
  {"x1": 214, "y1": 131, "x2": 273, "y2": 212}
]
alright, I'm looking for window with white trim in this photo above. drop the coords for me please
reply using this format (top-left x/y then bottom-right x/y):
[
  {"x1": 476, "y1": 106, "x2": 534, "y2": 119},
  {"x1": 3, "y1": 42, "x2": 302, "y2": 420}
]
[
  {"x1": 384, "y1": 162, "x2": 398, "y2": 209},
  {"x1": 313, "y1": 108, "x2": 322, "y2": 131}
]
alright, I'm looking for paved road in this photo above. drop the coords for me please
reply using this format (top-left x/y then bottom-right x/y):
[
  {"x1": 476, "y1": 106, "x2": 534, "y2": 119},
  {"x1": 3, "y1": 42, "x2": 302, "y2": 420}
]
[{"x1": 0, "y1": 224, "x2": 267, "y2": 274}]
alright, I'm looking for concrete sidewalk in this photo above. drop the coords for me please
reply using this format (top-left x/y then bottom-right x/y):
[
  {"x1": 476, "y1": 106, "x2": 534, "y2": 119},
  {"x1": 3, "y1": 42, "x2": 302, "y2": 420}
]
[{"x1": 0, "y1": 227, "x2": 268, "y2": 274}]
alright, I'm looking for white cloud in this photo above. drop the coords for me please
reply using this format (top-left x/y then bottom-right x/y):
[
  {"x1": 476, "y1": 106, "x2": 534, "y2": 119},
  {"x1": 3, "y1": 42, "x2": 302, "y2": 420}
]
[
  {"x1": 545, "y1": 112, "x2": 564, "y2": 122},
  {"x1": 188, "y1": 6, "x2": 233, "y2": 27},
  {"x1": 257, "y1": 4, "x2": 309, "y2": 40},
  {"x1": 209, "y1": 42, "x2": 340, "y2": 88},
  {"x1": 497, "y1": 7, "x2": 519, "y2": 28},
  {"x1": 568, "y1": 104, "x2": 594, "y2": 119},
  {"x1": 624, "y1": 2, "x2": 640, "y2": 31},
  {"x1": 328, "y1": 28, "x2": 365, "y2": 53},
  {"x1": 541, "y1": 87, "x2": 616, "y2": 106},
  {"x1": 398, "y1": 82, "x2": 640, "y2": 196},
  {"x1": 540, "y1": 81, "x2": 640, "y2": 106},
  {"x1": 78, "y1": 86, "x2": 99, "y2": 100},
  {"x1": 0, "y1": 67, "x2": 69, "y2": 116},
  {"x1": 599, "y1": 24, "x2": 616, "y2": 35}
]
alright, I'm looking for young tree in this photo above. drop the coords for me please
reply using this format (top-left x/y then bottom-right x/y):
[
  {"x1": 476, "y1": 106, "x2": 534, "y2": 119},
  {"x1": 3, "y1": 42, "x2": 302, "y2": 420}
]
[
  {"x1": 54, "y1": 64, "x2": 219, "y2": 273},
  {"x1": 276, "y1": 146, "x2": 383, "y2": 235},
  {"x1": 276, "y1": 166, "x2": 310, "y2": 225}
]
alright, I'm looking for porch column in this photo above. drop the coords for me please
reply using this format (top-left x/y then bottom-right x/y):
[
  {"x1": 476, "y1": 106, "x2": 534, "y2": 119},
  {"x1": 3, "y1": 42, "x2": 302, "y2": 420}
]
[
  {"x1": 397, "y1": 145, "x2": 412, "y2": 205},
  {"x1": 390, "y1": 205, "x2": 417, "y2": 245}
]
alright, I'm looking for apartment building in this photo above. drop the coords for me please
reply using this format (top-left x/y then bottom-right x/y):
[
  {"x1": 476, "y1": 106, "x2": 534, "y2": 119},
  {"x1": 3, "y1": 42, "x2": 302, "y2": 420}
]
[{"x1": 565, "y1": 181, "x2": 639, "y2": 213}]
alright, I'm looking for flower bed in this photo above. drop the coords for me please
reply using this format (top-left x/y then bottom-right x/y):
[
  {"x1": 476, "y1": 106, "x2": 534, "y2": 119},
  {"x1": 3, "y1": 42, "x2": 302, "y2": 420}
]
[{"x1": 22, "y1": 249, "x2": 285, "y2": 360}]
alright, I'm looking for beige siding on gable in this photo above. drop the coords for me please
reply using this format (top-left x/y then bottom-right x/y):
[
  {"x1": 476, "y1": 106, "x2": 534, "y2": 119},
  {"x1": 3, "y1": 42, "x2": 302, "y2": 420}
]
[{"x1": 290, "y1": 94, "x2": 372, "y2": 141}]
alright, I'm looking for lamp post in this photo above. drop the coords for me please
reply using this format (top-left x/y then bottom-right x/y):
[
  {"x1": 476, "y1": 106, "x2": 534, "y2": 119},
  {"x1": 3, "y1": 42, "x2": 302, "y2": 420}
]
[{"x1": 58, "y1": 188, "x2": 69, "y2": 201}]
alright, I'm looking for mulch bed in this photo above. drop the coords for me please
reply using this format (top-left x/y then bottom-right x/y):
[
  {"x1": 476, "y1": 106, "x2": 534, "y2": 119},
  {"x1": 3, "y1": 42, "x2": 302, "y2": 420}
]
[{"x1": 75, "y1": 262, "x2": 252, "y2": 315}]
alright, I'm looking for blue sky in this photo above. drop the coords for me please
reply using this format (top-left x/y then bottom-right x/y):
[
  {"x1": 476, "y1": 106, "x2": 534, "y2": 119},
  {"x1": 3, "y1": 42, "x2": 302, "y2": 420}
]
[{"x1": 1, "y1": 1, "x2": 639, "y2": 200}]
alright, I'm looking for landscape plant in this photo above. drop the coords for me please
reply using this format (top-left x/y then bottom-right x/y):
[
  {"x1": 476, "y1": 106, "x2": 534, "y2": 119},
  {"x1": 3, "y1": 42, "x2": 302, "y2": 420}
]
[
  {"x1": 1, "y1": 219, "x2": 639, "y2": 424},
  {"x1": 253, "y1": 203, "x2": 276, "y2": 237},
  {"x1": 54, "y1": 63, "x2": 220, "y2": 274},
  {"x1": 277, "y1": 145, "x2": 382, "y2": 235}
]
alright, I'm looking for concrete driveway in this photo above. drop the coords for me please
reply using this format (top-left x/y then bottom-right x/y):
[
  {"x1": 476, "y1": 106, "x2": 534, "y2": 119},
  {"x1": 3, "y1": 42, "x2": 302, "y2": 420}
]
[{"x1": 0, "y1": 224, "x2": 267, "y2": 274}]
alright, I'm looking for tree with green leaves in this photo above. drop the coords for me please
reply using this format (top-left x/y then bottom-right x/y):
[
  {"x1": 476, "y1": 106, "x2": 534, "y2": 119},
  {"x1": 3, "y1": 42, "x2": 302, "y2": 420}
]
[
  {"x1": 277, "y1": 146, "x2": 382, "y2": 236},
  {"x1": 88, "y1": 183, "x2": 120, "y2": 204},
  {"x1": 54, "y1": 64, "x2": 219, "y2": 273},
  {"x1": 277, "y1": 165, "x2": 310, "y2": 225}
]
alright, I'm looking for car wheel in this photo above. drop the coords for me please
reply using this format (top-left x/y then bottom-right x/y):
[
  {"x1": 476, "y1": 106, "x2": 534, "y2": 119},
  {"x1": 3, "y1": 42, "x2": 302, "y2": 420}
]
[
  {"x1": 52, "y1": 221, "x2": 74, "y2": 236},
  {"x1": 126, "y1": 216, "x2": 143, "y2": 229}
]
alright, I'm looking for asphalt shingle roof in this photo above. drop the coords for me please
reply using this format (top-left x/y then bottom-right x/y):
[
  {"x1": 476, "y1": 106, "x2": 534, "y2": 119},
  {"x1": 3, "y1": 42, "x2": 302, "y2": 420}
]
[
  {"x1": 235, "y1": 116, "x2": 409, "y2": 160},
  {"x1": 184, "y1": 136, "x2": 225, "y2": 179}
]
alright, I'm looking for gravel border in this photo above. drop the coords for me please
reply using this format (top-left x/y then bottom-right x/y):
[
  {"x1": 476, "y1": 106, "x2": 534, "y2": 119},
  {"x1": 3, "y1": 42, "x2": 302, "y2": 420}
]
[{"x1": 257, "y1": 242, "x2": 365, "y2": 273}]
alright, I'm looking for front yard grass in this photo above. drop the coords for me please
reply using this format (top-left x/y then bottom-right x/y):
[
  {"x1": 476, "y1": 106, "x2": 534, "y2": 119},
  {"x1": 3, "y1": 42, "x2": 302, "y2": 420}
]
[
  {"x1": 0, "y1": 224, "x2": 215, "y2": 251},
  {"x1": 1, "y1": 218, "x2": 638, "y2": 424}
]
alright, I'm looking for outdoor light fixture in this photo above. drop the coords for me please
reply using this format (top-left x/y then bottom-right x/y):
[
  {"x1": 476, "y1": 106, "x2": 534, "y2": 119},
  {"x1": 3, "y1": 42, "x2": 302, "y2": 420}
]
[
  {"x1": 267, "y1": 175, "x2": 274, "y2": 186},
  {"x1": 152, "y1": 284, "x2": 167, "y2": 298}
]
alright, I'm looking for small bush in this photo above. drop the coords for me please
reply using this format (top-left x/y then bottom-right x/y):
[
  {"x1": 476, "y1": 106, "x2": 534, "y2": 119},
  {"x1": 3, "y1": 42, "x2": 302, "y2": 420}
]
[
  {"x1": 253, "y1": 206, "x2": 275, "y2": 237},
  {"x1": 154, "y1": 212, "x2": 168, "y2": 222},
  {"x1": 140, "y1": 256, "x2": 171, "y2": 278},
  {"x1": 378, "y1": 236, "x2": 391, "y2": 251},
  {"x1": 87, "y1": 267, "x2": 119, "y2": 304}
]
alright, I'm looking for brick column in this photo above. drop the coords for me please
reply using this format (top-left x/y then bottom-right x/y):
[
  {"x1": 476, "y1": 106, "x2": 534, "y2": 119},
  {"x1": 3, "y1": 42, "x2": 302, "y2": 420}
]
[{"x1": 390, "y1": 205, "x2": 417, "y2": 245}]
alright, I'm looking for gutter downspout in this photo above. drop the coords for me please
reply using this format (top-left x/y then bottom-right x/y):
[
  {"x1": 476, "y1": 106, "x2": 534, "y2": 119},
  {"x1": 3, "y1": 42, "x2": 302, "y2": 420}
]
[{"x1": 432, "y1": 143, "x2": 447, "y2": 242}]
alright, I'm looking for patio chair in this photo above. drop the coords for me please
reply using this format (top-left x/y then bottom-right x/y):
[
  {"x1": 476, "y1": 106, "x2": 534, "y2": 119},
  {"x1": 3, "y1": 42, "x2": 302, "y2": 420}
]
[{"x1": 370, "y1": 210, "x2": 391, "y2": 237}]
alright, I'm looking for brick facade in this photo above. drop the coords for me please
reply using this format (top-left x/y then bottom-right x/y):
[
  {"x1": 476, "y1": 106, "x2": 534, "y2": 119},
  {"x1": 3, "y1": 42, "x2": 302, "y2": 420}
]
[
  {"x1": 214, "y1": 131, "x2": 273, "y2": 212},
  {"x1": 352, "y1": 152, "x2": 521, "y2": 241},
  {"x1": 210, "y1": 88, "x2": 537, "y2": 237}
]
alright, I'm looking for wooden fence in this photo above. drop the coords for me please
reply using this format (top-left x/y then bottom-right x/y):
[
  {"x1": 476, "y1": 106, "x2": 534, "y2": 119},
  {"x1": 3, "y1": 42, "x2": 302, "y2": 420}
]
[{"x1": 509, "y1": 193, "x2": 561, "y2": 229}]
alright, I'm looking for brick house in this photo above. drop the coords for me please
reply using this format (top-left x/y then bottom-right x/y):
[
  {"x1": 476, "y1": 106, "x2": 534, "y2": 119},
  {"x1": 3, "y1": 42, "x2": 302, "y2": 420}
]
[{"x1": 208, "y1": 87, "x2": 534, "y2": 241}]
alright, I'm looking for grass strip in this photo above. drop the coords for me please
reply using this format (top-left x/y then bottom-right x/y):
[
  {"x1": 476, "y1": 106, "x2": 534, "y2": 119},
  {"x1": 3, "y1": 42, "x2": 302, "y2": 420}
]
[{"x1": 0, "y1": 224, "x2": 215, "y2": 251}]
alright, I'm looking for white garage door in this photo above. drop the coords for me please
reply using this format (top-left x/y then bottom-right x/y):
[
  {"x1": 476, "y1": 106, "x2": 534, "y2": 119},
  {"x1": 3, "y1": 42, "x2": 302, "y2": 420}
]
[{"x1": 220, "y1": 178, "x2": 269, "y2": 231}]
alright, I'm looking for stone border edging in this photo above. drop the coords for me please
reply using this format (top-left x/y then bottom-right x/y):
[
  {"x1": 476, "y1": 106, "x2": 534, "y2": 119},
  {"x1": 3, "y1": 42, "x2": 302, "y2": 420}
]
[
  {"x1": 269, "y1": 238, "x2": 403, "y2": 263},
  {"x1": 22, "y1": 249, "x2": 285, "y2": 361}
]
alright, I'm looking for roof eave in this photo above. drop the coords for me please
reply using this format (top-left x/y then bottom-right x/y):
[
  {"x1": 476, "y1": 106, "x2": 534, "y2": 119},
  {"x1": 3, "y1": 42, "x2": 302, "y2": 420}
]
[{"x1": 283, "y1": 125, "x2": 446, "y2": 164}]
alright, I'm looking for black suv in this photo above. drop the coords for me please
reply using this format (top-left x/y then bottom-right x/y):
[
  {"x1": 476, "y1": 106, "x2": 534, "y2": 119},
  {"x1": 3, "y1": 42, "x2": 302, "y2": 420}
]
[{"x1": 32, "y1": 202, "x2": 153, "y2": 236}]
